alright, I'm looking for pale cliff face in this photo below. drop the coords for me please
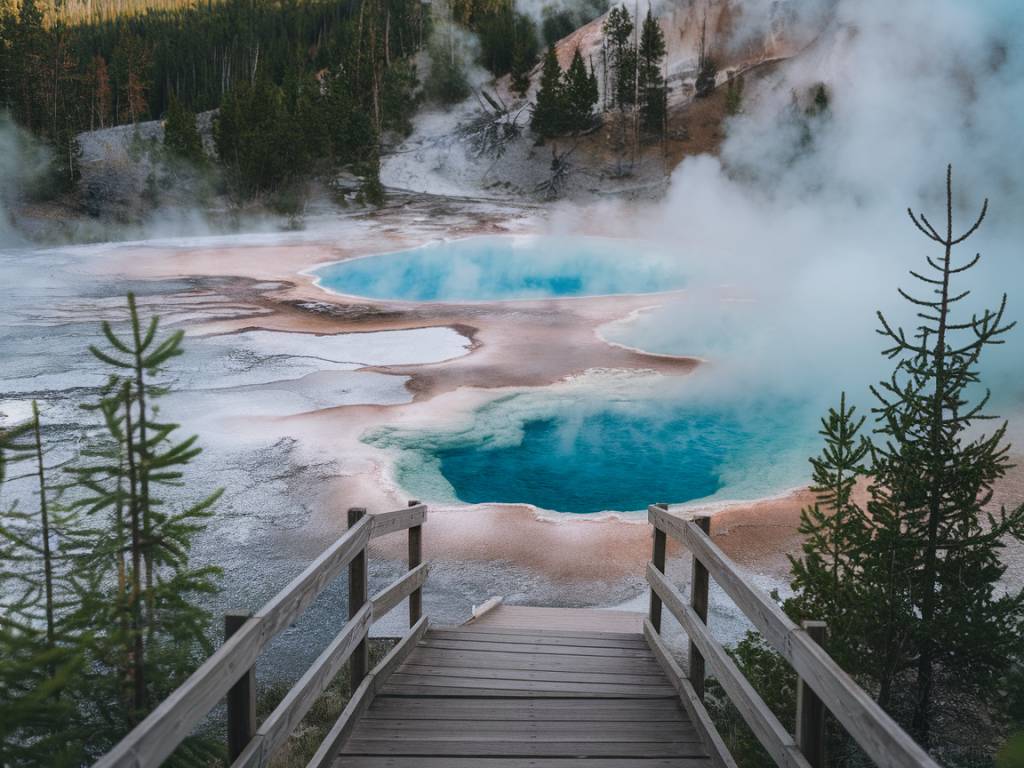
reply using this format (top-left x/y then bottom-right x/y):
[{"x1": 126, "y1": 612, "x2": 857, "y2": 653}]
[{"x1": 548, "y1": 0, "x2": 834, "y2": 105}]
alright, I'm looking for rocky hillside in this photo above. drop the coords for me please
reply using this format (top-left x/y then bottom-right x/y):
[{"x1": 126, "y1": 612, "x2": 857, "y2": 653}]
[{"x1": 380, "y1": 0, "x2": 833, "y2": 201}]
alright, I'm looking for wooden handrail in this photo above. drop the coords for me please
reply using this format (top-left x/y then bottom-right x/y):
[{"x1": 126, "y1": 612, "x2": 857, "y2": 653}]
[
  {"x1": 231, "y1": 604, "x2": 373, "y2": 768},
  {"x1": 305, "y1": 615, "x2": 430, "y2": 768},
  {"x1": 648, "y1": 564, "x2": 812, "y2": 768},
  {"x1": 94, "y1": 503, "x2": 429, "y2": 768},
  {"x1": 370, "y1": 502, "x2": 426, "y2": 539},
  {"x1": 371, "y1": 562, "x2": 429, "y2": 619},
  {"x1": 647, "y1": 504, "x2": 941, "y2": 768}
]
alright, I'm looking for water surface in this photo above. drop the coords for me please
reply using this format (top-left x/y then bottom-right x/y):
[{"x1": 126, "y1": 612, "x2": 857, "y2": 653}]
[{"x1": 313, "y1": 235, "x2": 685, "y2": 302}]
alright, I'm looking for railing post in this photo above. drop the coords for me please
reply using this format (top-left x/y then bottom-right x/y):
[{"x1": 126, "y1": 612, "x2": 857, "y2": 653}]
[
  {"x1": 407, "y1": 499, "x2": 423, "y2": 626},
  {"x1": 224, "y1": 611, "x2": 256, "y2": 762},
  {"x1": 689, "y1": 514, "x2": 711, "y2": 701},
  {"x1": 797, "y1": 620, "x2": 828, "y2": 768},
  {"x1": 348, "y1": 507, "x2": 369, "y2": 688},
  {"x1": 649, "y1": 502, "x2": 668, "y2": 632}
]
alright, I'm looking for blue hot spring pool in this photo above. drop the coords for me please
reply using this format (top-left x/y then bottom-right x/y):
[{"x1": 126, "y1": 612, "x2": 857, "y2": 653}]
[
  {"x1": 312, "y1": 235, "x2": 684, "y2": 302},
  {"x1": 367, "y1": 389, "x2": 818, "y2": 514}
]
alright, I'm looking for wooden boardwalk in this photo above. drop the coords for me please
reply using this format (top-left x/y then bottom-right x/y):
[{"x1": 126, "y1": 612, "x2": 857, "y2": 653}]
[
  {"x1": 93, "y1": 503, "x2": 942, "y2": 768},
  {"x1": 335, "y1": 607, "x2": 714, "y2": 767}
]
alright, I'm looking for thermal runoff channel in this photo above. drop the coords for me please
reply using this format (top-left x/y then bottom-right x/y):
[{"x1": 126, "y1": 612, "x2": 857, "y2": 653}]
[{"x1": 312, "y1": 235, "x2": 685, "y2": 301}]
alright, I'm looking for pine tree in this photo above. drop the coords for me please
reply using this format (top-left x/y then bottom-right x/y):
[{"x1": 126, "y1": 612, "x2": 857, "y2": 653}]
[
  {"x1": 790, "y1": 168, "x2": 1024, "y2": 747},
  {"x1": 0, "y1": 408, "x2": 85, "y2": 767},
  {"x1": 787, "y1": 394, "x2": 876, "y2": 674},
  {"x1": 163, "y1": 92, "x2": 204, "y2": 164},
  {"x1": 695, "y1": 15, "x2": 716, "y2": 98},
  {"x1": 637, "y1": 8, "x2": 666, "y2": 133},
  {"x1": 531, "y1": 46, "x2": 565, "y2": 138},
  {"x1": 69, "y1": 295, "x2": 222, "y2": 753},
  {"x1": 602, "y1": 5, "x2": 635, "y2": 110},
  {"x1": 563, "y1": 48, "x2": 597, "y2": 133},
  {"x1": 725, "y1": 72, "x2": 744, "y2": 115},
  {"x1": 869, "y1": 166, "x2": 1024, "y2": 743},
  {"x1": 510, "y1": 36, "x2": 533, "y2": 97}
]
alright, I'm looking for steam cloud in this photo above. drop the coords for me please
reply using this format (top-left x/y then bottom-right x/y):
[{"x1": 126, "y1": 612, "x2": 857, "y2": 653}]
[{"x1": 596, "y1": 0, "x2": 1024, "y2": 435}]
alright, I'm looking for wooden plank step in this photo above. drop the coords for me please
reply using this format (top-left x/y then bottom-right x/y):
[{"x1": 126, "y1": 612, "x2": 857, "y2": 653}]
[
  {"x1": 448, "y1": 624, "x2": 648, "y2": 641},
  {"x1": 335, "y1": 758, "x2": 714, "y2": 767},
  {"x1": 352, "y1": 720, "x2": 701, "y2": 741},
  {"x1": 405, "y1": 648, "x2": 665, "y2": 674},
  {"x1": 396, "y1": 664, "x2": 671, "y2": 686},
  {"x1": 465, "y1": 606, "x2": 644, "y2": 634},
  {"x1": 363, "y1": 696, "x2": 687, "y2": 722},
  {"x1": 339, "y1": 739, "x2": 708, "y2": 757},
  {"x1": 379, "y1": 684, "x2": 676, "y2": 698},
  {"x1": 383, "y1": 672, "x2": 677, "y2": 696},
  {"x1": 417, "y1": 639, "x2": 656, "y2": 659},
  {"x1": 426, "y1": 630, "x2": 649, "y2": 650}
]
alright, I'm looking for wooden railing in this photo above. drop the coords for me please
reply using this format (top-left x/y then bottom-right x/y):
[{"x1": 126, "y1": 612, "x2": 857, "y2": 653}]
[
  {"x1": 646, "y1": 503, "x2": 941, "y2": 768},
  {"x1": 94, "y1": 501, "x2": 429, "y2": 768}
]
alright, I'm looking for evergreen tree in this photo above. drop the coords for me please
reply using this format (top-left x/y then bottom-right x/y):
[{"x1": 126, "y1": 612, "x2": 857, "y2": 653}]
[
  {"x1": 510, "y1": 36, "x2": 533, "y2": 97},
  {"x1": 162, "y1": 92, "x2": 203, "y2": 164},
  {"x1": 0, "y1": 408, "x2": 85, "y2": 767},
  {"x1": 790, "y1": 167, "x2": 1024, "y2": 746},
  {"x1": 563, "y1": 48, "x2": 597, "y2": 132},
  {"x1": 725, "y1": 72, "x2": 744, "y2": 115},
  {"x1": 695, "y1": 16, "x2": 716, "y2": 98},
  {"x1": 531, "y1": 46, "x2": 565, "y2": 138},
  {"x1": 637, "y1": 8, "x2": 666, "y2": 132},
  {"x1": 69, "y1": 295, "x2": 222, "y2": 755},
  {"x1": 787, "y1": 394, "x2": 876, "y2": 674},
  {"x1": 602, "y1": 5, "x2": 635, "y2": 110},
  {"x1": 870, "y1": 166, "x2": 1024, "y2": 743},
  {"x1": 425, "y1": 23, "x2": 471, "y2": 105}
]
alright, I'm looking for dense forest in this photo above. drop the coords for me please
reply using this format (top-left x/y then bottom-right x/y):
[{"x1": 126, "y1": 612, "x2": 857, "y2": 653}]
[{"x1": 0, "y1": 0, "x2": 616, "y2": 209}]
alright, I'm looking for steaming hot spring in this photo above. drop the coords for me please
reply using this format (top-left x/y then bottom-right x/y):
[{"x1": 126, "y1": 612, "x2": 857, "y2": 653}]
[
  {"x1": 311, "y1": 235, "x2": 684, "y2": 301},
  {"x1": 310, "y1": 234, "x2": 819, "y2": 514}
]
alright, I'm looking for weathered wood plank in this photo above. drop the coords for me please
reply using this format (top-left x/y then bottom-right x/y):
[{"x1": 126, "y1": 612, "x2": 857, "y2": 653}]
[
  {"x1": 307, "y1": 676, "x2": 375, "y2": 768},
  {"x1": 232, "y1": 604, "x2": 372, "y2": 768},
  {"x1": 649, "y1": 506, "x2": 941, "y2": 768},
  {"x1": 650, "y1": 502, "x2": 669, "y2": 632},
  {"x1": 340, "y1": 739, "x2": 709, "y2": 757},
  {"x1": 797, "y1": 621, "x2": 827, "y2": 768},
  {"x1": 257, "y1": 514, "x2": 372, "y2": 642},
  {"x1": 645, "y1": 618, "x2": 738, "y2": 768},
  {"x1": 379, "y1": 684, "x2": 674, "y2": 699},
  {"x1": 384, "y1": 671, "x2": 676, "y2": 696},
  {"x1": 370, "y1": 504, "x2": 426, "y2": 539},
  {"x1": 370, "y1": 615, "x2": 429, "y2": 695},
  {"x1": 464, "y1": 605, "x2": 644, "y2": 634},
  {"x1": 339, "y1": 761, "x2": 707, "y2": 768},
  {"x1": 395, "y1": 663, "x2": 670, "y2": 686},
  {"x1": 306, "y1": 617, "x2": 428, "y2": 768},
  {"x1": 348, "y1": 508, "x2": 370, "y2": 691},
  {"x1": 93, "y1": 515, "x2": 373, "y2": 768},
  {"x1": 446, "y1": 624, "x2": 647, "y2": 641},
  {"x1": 404, "y1": 648, "x2": 665, "y2": 674},
  {"x1": 688, "y1": 515, "x2": 711, "y2": 701},
  {"x1": 369, "y1": 563, "x2": 429, "y2": 621},
  {"x1": 647, "y1": 564, "x2": 811, "y2": 768},
  {"x1": 352, "y1": 720, "x2": 700, "y2": 741},
  {"x1": 427, "y1": 629, "x2": 648, "y2": 648},
  {"x1": 406, "y1": 500, "x2": 423, "y2": 625},
  {"x1": 224, "y1": 612, "x2": 256, "y2": 762},
  {"x1": 362, "y1": 697, "x2": 684, "y2": 722},
  {"x1": 417, "y1": 639, "x2": 656, "y2": 658}
]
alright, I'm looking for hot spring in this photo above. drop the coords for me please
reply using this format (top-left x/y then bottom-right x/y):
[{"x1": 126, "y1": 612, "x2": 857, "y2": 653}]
[
  {"x1": 311, "y1": 235, "x2": 684, "y2": 302},
  {"x1": 366, "y1": 381, "x2": 820, "y2": 514}
]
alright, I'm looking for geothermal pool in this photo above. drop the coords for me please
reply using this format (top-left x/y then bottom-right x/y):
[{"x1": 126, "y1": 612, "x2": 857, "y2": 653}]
[
  {"x1": 369, "y1": 386, "x2": 819, "y2": 514},
  {"x1": 312, "y1": 235, "x2": 684, "y2": 301}
]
